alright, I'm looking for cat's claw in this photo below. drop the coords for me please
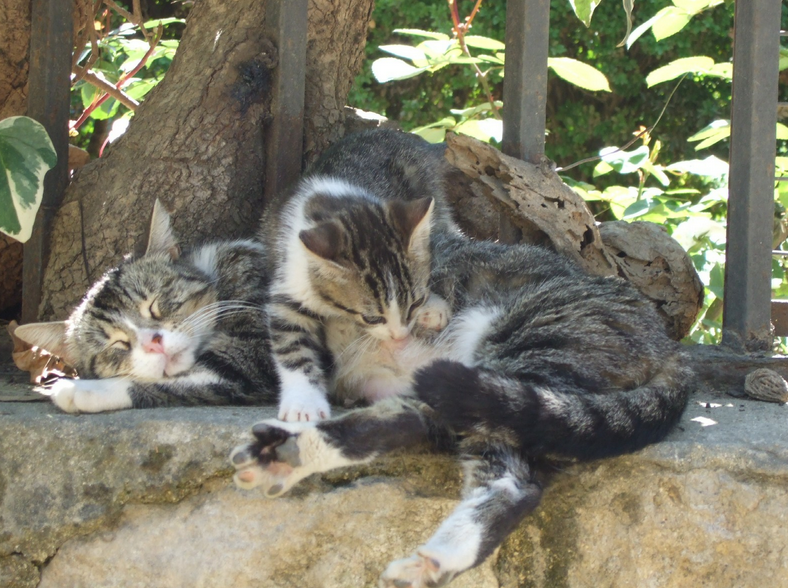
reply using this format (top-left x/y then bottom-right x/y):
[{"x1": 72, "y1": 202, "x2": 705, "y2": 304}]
[
  {"x1": 230, "y1": 419, "x2": 315, "y2": 497},
  {"x1": 277, "y1": 388, "x2": 331, "y2": 422},
  {"x1": 379, "y1": 550, "x2": 455, "y2": 588}
]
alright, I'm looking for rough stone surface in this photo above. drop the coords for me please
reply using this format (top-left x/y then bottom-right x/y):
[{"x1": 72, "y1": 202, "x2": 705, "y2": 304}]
[{"x1": 1, "y1": 394, "x2": 787, "y2": 588}]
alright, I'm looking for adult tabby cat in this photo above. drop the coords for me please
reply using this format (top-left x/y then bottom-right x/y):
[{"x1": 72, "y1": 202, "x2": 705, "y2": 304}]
[
  {"x1": 231, "y1": 230, "x2": 692, "y2": 588},
  {"x1": 261, "y1": 129, "x2": 459, "y2": 422},
  {"x1": 15, "y1": 200, "x2": 278, "y2": 412}
]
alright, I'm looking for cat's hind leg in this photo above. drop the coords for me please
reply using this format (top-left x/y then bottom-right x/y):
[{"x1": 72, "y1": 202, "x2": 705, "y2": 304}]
[
  {"x1": 379, "y1": 443, "x2": 541, "y2": 588},
  {"x1": 231, "y1": 397, "x2": 434, "y2": 496}
]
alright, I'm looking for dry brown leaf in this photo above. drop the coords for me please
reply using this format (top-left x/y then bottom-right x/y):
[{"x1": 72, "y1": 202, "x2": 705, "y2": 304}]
[{"x1": 6, "y1": 320, "x2": 78, "y2": 384}]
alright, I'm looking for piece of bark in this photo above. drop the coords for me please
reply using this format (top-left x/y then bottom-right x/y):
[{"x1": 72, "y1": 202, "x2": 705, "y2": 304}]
[
  {"x1": 39, "y1": 0, "x2": 375, "y2": 321},
  {"x1": 444, "y1": 132, "x2": 618, "y2": 277},
  {"x1": 598, "y1": 221, "x2": 704, "y2": 341},
  {"x1": 687, "y1": 344, "x2": 788, "y2": 398}
]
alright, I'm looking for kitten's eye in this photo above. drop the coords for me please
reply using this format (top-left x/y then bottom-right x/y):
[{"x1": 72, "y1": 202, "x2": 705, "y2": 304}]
[
  {"x1": 149, "y1": 299, "x2": 161, "y2": 320},
  {"x1": 407, "y1": 297, "x2": 426, "y2": 320},
  {"x1": 361, "y1": 315, "x2": 386, "y2": 325},
  {"x1": 110, "y1": 338, "x2": 131, "y2": 351}
]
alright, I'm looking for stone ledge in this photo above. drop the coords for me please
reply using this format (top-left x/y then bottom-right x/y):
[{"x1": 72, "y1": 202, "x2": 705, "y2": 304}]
[{"x1": 0, "y1": 393, "x2": 786, "y2": 588}]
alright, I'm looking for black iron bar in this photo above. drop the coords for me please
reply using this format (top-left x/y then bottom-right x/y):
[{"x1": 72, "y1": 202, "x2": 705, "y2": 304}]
[
  {"x1": 723, "y1": 0, "x2": 782, "y2": 351},
  {"x1": 22, "y1": 0, "x2": 73, "y2": 323}
]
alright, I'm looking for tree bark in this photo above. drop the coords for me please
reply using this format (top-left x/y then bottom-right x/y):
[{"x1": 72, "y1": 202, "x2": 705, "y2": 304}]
[{"x1": 39, "y1": 0, "x2": 374, "y2": 320}]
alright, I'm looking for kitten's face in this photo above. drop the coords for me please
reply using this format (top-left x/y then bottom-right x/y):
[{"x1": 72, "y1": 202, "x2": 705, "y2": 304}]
[
  {"x1": 66, "y1": 253, "x2": 218, "y2": 379},
  {"x1": 15, "y1": 200, "x2": 218, "y2": 381},
  {"x1": 300, "y1": 194, "x2": 434, "y2": 342}
]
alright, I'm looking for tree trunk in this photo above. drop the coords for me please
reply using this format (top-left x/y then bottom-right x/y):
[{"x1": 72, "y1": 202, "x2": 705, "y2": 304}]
[
  {"x1": 39, "y1": 0, "x2": 374, "y2": 320},
  {"x1": 0, "y1": 0, "x2": 31, "y2": 316}
]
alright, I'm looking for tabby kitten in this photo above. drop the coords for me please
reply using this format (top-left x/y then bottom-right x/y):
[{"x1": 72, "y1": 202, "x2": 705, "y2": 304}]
[
  {"x1": 261, "y1": 129, "x2": 459, "y2": 421},
  {"x1": 16, "y1": 200, "x2": 278, "y2": 413},
  {"x1": 231, "y1": 231, "x2": 692, "y2": 588}
]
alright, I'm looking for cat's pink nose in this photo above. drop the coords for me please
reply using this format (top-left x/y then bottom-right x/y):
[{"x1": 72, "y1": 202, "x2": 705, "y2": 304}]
[
  {"x1": 390, "y1": 328, "x2": 410, "y2": 341},
  {"x1": 143, "y1": 333, "x2": 165, "y2": 354}
]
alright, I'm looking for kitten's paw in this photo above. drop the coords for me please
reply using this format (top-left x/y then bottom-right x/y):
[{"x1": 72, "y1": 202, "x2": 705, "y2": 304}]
[
  {"x1": 230, "y1": 419, "x2": 315, "y2": 497},
  {"x1": 38, "y1": 378, "x2": 132, "y2": 413},
  {"x1": 414, "y1": 295, "x2": 451, "y2": 333},
  {"x1": 278, "y1": 388, "x2": 331, "y2": 422},
  {"x1": 42, "y1": 378, "x2": 79, "y2": 413},
  {"x1": 379, "y1": 549, "x2": 455, "y2": 588}
]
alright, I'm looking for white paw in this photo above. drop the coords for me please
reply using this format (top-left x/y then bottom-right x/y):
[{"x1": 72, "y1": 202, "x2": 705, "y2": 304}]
[
  {"x1": 230, "y1": 419, "x2": 316, "y2": 496},
  {"x1": 278, "y1": 387, "x2": 331, "y2": 422},
  {"x1": 379, "y1": 549, "x2": 455, "y2": 588},
  {"x1": 40, "y1": 378, "x2": 132, "y2": 413},
  {"x1": 415, "y1": 295, "x2": 451, "y2": 332},
  {"x1": 43, "y1": 378, "x2": 79, "y2": 413}
]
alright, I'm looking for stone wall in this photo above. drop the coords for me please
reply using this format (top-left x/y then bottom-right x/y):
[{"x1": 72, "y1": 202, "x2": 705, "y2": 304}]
[{"x1": 1, "y1": 395, "x2": 787, "y2": 588}]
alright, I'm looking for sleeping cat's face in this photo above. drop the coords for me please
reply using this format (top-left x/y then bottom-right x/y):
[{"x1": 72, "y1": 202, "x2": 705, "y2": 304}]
[
  {"x1": 63, "y1": 254, "x2": 218, "y2": 379},
  {"x1": 299, "y1": 191, "x2": 434, "y2": 342},
  {"x1": 16, "y1": 200, "x2": 218, "y2": 380}
]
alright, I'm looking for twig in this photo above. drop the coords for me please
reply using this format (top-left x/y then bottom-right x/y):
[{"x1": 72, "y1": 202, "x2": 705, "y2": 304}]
[
  {"x1": 557, "y1": 74, "x2": 688, "y2": 172},
  {"x1": 73, "y1": 66, "x2": 140, "y2": 111},
  {"x1": 448, "y1": 0, "x2": 501, "y2": 120}
]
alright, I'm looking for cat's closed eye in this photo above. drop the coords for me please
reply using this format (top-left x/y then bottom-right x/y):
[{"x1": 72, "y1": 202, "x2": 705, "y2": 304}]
[
  {"x1": 110, "y1": 338, "x2": 131, "y2": 351},
  {"x1": 362, "y1": 315, "x2": 386, "y2": 325},
  {"x1": 407, "y1": 297, "x2": 426, "y2": 320}
]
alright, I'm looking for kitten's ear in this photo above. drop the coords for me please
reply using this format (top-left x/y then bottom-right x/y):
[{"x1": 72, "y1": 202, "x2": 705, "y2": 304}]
[
  {"x1": 299, "y1": 222, "x2": 343, "y2": 262},
  {"x1": 145, "y1": 199, "x2": 181, "y2": 260},
  {"x1": 389, "y1": 197, "x2": 434, "y2": 251},
  {"x1": 13, "y1": 322, "x2": 76, "y2": 365}
]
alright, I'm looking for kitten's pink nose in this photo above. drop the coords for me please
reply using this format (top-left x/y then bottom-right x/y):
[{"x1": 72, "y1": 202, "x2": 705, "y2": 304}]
[
  {"x1": 390, "y1": 327, "x2": 410, "y2": 341},
  {"x1": 143, "y1": 333, "x2": 165, "y2": 354}
]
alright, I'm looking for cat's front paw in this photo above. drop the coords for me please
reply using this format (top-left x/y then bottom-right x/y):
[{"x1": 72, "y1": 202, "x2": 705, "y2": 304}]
[
  {"x1": 42, "y1": 378, "x2": 79, "y2": 413},
  {"x1": 414, "y1": 294, "x2": 451, "y2": 333},
  {"x1": 379, "y1": 549, "x2": 456, "y2": 588},
  {"x1": 39, "y1": 378, "x2": 133, "y2": 413},
  {"x1": 230, "y1": 419, "x2": 315, "y2": 497},
  {"x1": 278, "y1": 387, "x2": 331, "y2": 422}
]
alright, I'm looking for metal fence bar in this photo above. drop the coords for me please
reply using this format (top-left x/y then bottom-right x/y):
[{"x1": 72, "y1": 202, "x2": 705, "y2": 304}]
[
  {"x1": 499, "y1": 0, "x2": 551, "y2": 243},
  {"x1": 264, "y1": 0, "x2": 308, "y2": 200},
  {"x1": 722, "y1": 0, "x2": 782, "y2": 351},
  {"x1": 22, "y1": 0, "x2": 72, "y2": 323}
]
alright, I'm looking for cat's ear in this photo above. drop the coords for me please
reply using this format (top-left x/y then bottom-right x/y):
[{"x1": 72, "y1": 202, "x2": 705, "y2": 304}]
[
  {"x1": 389, "y1": 197, "x2": 434, "y2": 252},
  {"x1": 13, "y1": 321, "x2": 76, "y2": 365},
  {"x1": 145, "y1": 199, "x2": 181, "y2": 260},
  {"x1": 299, "y1": 222, "x2": 343, "y2": 263}
]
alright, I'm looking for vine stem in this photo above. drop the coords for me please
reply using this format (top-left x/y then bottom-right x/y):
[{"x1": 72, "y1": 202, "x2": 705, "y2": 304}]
[{"x1": 448, "y1": 0, "x2": 501, "y2": 120}]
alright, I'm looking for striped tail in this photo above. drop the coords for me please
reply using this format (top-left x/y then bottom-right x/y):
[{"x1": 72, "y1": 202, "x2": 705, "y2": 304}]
[{"x1": 413, "y1": 359, "x2": 691, "y2": 461}]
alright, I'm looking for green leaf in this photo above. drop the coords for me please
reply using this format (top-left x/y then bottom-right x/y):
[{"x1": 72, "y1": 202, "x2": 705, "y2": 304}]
[
  {"x1": 673, "y1": 0, "x2": 723, "y2": 12},
  {"x1": 371, "y1": 58, "x2": 428, "y2": 83},
  {"x1": 651, "y1": 6, "x2": 692, "y2": 41},
  {"x1": 626, "y1": 12, "x2": 662, "y2": 49},
  {"x1": 617, "y1": 0, "x2": 635, "y2": 48},
  {"x1": 777, "y1": 123, "x2": 788, "y2": 140},
  {"x1": 142, "y1": 17, "x2": 185, "y2": 29},
  {"x1": 454, "y1": 118, "x2": 503, "y2": 143},
  {"x1": 379, "y1": 44, "x2": 429, "y2": 67},
  {"x1": 0, "y1": 116, "x2": 56, "y2": 242},
  {"x1": 646, "y1": 56, "x2": 714, "y2": 87},
  {"x1": 569, "y1": 0, "x2": 603, "y2": 26},
  {"x1": 599, "y1": 145, "x2": 651, "y2": 174},
  {"x1": 393, "y1": 29, "x2": 450, "y2": 41},
  {"x1": 548, "y1": 57, "x2": 611, "y2": 92},
  {"x1": 780, "y1": 48, "x2": 788, "y2": 72},
  {"x1": 462, "y1": 36, "x2": 506, "y2": 51},
  {"x1": 688, "y1": 120, "x2": 730, "y2": 150},
  {"x1": 666, "y1": 156, "x2": 728, "y2": 178}
]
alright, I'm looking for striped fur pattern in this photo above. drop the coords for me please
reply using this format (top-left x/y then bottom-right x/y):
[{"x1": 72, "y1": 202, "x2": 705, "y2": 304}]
[
  {"x1": 232, "y1": 232, "x2": 692, "y2": 587},
  {"x1": 16, "y1": 201, "x2": 278, "y2": 413},
  {"x1": 260, "y1": 129, "x2": 459, "y2": 421}
]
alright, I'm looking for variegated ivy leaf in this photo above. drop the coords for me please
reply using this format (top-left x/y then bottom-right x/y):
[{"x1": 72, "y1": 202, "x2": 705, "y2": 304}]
[{"x1": 0, "y1": 116, "x2": 57, "y2": 242}]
